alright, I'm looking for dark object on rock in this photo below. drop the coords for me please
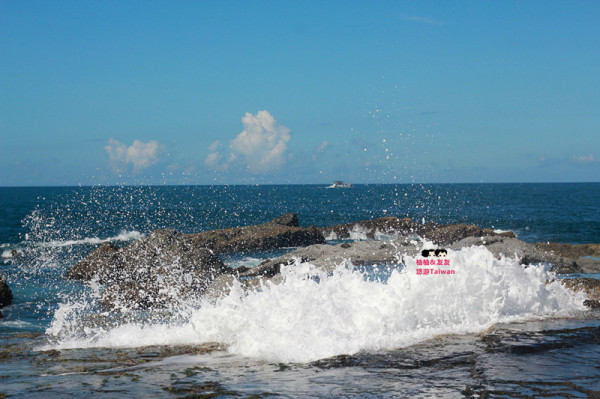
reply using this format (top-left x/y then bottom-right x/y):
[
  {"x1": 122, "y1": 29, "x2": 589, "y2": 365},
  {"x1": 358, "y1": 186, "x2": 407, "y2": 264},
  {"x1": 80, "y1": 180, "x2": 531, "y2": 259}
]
[
  {"x1": 583, "y1": 299, "x2": 600, "y2": 309},
  {"x1": 322, "y1": 217, "x2": 515, "y2": 245},
  {"x1": 562, "y1": 278, "x2": 600, "y2": 301},
  {"x1": 0, "y1": 275, "x2": 13, "y2": 309}
]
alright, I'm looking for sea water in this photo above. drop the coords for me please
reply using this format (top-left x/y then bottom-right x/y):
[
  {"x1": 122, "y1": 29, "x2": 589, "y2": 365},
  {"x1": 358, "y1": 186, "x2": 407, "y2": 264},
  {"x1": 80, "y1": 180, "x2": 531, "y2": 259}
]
[{"x1": 1, "y1": 183, "x2": 599, "y2": 397}]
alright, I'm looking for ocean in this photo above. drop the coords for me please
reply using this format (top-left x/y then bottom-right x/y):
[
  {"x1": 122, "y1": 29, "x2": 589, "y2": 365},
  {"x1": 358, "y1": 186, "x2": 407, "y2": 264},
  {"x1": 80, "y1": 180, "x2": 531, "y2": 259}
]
[{"x1": 1, "y1": 183, "x2": 599, "y2": 397}]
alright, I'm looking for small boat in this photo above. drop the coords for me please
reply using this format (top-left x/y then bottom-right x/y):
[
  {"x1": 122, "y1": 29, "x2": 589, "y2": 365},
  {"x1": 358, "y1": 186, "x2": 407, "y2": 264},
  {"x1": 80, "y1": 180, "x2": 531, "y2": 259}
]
[{"x1": 326, "y1": 181, "x2": 352, "y2": 188}]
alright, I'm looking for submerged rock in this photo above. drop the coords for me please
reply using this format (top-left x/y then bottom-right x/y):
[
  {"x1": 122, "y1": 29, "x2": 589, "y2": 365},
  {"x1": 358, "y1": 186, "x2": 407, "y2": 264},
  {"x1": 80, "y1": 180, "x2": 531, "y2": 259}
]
[{"x1": 0, "y1": 275, "x2": 12, "y2": 309}]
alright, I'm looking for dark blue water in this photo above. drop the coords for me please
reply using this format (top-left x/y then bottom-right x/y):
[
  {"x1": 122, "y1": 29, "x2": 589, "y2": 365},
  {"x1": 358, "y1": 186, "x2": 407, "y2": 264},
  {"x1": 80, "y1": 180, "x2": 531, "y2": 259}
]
[
  {"x1": 2, "y1": 183, "x2": 599, "y2": 246},
  {"x1": 1, "y1": 183, "x2": 599, "y2": 397}
]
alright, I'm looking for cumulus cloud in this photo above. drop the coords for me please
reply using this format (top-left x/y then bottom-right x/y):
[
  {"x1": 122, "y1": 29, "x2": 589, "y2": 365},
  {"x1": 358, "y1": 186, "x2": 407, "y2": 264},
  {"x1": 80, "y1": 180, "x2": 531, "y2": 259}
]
[
  {"x1": 104, "y1": 138, "x2": 161, "y2": 172},
  {"x1": 205, "y1": 110, "x2": 291, "y2": 174}
]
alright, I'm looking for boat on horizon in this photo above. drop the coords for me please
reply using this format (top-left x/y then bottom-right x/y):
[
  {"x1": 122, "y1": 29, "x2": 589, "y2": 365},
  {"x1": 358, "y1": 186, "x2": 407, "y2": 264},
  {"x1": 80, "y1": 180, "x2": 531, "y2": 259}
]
[{"x1": 326, "y1": 181, "x2": 352, "y2": 188}]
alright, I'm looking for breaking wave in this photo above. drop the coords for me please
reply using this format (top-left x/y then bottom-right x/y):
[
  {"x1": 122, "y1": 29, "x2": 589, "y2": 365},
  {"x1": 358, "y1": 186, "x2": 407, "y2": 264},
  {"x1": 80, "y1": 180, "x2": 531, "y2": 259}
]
[{"x1": 44, "y1": 246, "x2": 587, "y2": 363}]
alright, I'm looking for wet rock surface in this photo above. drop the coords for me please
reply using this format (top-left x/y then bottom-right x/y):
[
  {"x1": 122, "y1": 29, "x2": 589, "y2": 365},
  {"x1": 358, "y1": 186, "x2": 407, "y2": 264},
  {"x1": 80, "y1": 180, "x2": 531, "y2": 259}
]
[
  {"x1": 0, "y1": 274, "x2": 13, "y2": 309},
  {"x1": 238, "y1": 239, "x2": 420, "y2": 279},
  {"x1": 562, "y1": 278, "x2": 600, "y2": 302},
  {"x1": 68, "y1": 213, "x2": 600, "y2": 309},
  {"x1": 67, "y1": 214, "x2": 324, "y2": 309}
]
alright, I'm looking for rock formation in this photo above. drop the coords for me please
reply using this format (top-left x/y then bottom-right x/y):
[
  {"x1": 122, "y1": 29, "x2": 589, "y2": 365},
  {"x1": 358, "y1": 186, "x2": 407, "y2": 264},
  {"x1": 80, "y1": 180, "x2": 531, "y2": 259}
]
[
  {"x1": 68, "y1": 212, "x2": 600, "y2": 310},
  {"x1": 0, "y1": 275, "x2": 13, "y2": 318},
  {"x1": 66, "y1": 214, "x2": 325, "y2": 310},
  {"x1": 322, "y1": 217, "x2": 515, "y2": 244}
]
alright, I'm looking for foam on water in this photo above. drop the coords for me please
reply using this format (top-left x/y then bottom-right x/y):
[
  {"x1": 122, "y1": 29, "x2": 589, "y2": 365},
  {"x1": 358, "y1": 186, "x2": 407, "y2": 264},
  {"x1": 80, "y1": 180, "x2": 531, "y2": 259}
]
[
  {"x1": 38, "y1": 230, "x2": 144, "y2": 248},
  {"x1": 44, "y1": 246, "x2": 588, "y2": 363}
]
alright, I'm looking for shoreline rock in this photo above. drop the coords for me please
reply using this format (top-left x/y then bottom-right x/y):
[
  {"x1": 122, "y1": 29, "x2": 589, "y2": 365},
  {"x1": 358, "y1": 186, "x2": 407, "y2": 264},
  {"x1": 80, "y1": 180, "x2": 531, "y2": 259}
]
[
  {"x1": 67, "y1": 213, "x2": 600, "y2": 310},
  {"x1": 66, "y1": 213, "x2": 325, "y2": 310},
  {"x1": 321, "y1": 217, "x2": 515, "y2": 245},
  {"x1": 0, "y1": 275, "x2": 13, "y2": 317}
]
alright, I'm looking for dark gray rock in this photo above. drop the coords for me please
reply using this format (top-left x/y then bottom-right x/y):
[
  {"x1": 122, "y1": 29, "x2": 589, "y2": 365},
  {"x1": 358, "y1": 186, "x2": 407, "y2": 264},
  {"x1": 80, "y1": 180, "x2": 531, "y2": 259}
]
[
  {"x1": 184, "y1": 218, "x2": 324, "y2": 254},
  {"x1": 269, "y1": 212, "x2": 299, "y2": 227},
  {"x1": 67, "y1": 229, "x2": 230, "y2": 310},
  {"x1": 0, "y1": 275, "x2": 12, "y2": 309},
  {"x1": 67, "y1": 214, "x2": 325, "y2": 310}
]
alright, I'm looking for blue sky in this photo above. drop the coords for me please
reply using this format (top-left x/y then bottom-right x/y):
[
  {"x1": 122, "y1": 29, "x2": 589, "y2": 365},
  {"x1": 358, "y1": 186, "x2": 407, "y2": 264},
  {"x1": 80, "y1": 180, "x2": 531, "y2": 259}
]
[{"x1": 1, "y1": 1, "x2": 599, "y2": 186}]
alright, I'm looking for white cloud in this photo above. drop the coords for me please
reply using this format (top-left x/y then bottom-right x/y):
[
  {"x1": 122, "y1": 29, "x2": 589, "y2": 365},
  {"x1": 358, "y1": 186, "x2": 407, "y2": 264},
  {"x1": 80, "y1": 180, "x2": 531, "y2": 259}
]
[
  {"x1": 573, "y1": 154, "x2": 600, "y2": 164},
  {"x1": 104, "y1": 138, "x2": 161, "y2": 172},
  {"x1": 208, "y1": 140, "x2": 220, "y2": 152},
  {"x1": 205, "y1": 110, "x2": 291, "y2": 174},
  {"x1": 204, "y1": 151, "x2": 223, "y2": 168},
  {"x1": 399, "y1": 15, "x2": 444, "y2": 26},
  {"x1": 316, "y1": 140, "x2": 329, "y2": 153}
]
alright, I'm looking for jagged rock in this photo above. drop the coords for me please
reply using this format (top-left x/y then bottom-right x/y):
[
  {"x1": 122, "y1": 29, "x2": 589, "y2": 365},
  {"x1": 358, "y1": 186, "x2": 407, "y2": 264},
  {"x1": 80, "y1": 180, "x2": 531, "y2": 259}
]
[
  {"x1": 67, "y1": 214, "x2": 325, "y2": 310},
  {"x1": 322, "y1": 217, "x2": 515, "y2": 245},
  {"x1": 0, "y1": 275, "x2": 13, "y2": 309},
  {"x1": 422, "y1": 223, "x2": 514, "y2": 246},
  {"x1": 66, "y1": 230, "x2": 228, "y2": 284},
  {"x1": 66, "y1": 229, "x2": 230, "y2": 310}
]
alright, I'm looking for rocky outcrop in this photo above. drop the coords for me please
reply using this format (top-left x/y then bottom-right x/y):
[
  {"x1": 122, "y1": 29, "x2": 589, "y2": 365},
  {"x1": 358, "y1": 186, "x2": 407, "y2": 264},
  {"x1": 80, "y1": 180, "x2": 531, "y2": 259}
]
[
  {"x1": 239, "y1": 239, "x2": 420, "y2": 278},
  {"x1": 0, "y1": 275, "x2": 12, "y2": 318},
  {"x1": 66, "y1": 229, "x2": 231, "y2": 310},
  {"x1": 67, "y1": 214, "x2": 325, "y2": 310},
  {"x1": 66, "y1": 229, "x2": 229, "y2": 283},
  {"x1": 68, "y1": 212, "x2": 600, "y2": 310},
  {"x1": 322, "y1": 217, "x2": 515, "y2": 245},
  {"x1": 184, "y1": 215, "x2": 324, "y2": 254}
]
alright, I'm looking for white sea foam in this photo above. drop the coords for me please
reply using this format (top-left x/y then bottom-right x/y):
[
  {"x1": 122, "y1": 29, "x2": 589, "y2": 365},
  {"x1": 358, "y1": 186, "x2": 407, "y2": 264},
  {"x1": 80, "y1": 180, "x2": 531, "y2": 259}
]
[
  {"x1": 39, "y1": 230, "x2": 143, "y2": 248},
  {"x1": 44, "y1": 245, "x2": 587, "y2": 363},
  {"x1": 324, "y1": 230, "x2": 338, "y2": 241},
  {"x1": 348, "y1": 224, "x2": 369, "y2": 240}
]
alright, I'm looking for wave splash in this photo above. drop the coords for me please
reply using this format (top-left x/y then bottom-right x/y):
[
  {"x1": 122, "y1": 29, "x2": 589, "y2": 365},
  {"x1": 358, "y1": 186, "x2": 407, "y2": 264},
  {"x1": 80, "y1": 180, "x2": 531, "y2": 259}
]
[{"x1": 45, "y1": 246, "x2": 587, "y2": 363}]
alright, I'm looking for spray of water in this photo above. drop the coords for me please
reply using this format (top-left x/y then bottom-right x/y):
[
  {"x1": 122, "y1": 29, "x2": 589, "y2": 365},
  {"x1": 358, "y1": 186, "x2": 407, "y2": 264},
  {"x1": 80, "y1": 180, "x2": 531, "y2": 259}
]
[{"x1": 43, "y1": 245, "x2": 587, "y2": 363}]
